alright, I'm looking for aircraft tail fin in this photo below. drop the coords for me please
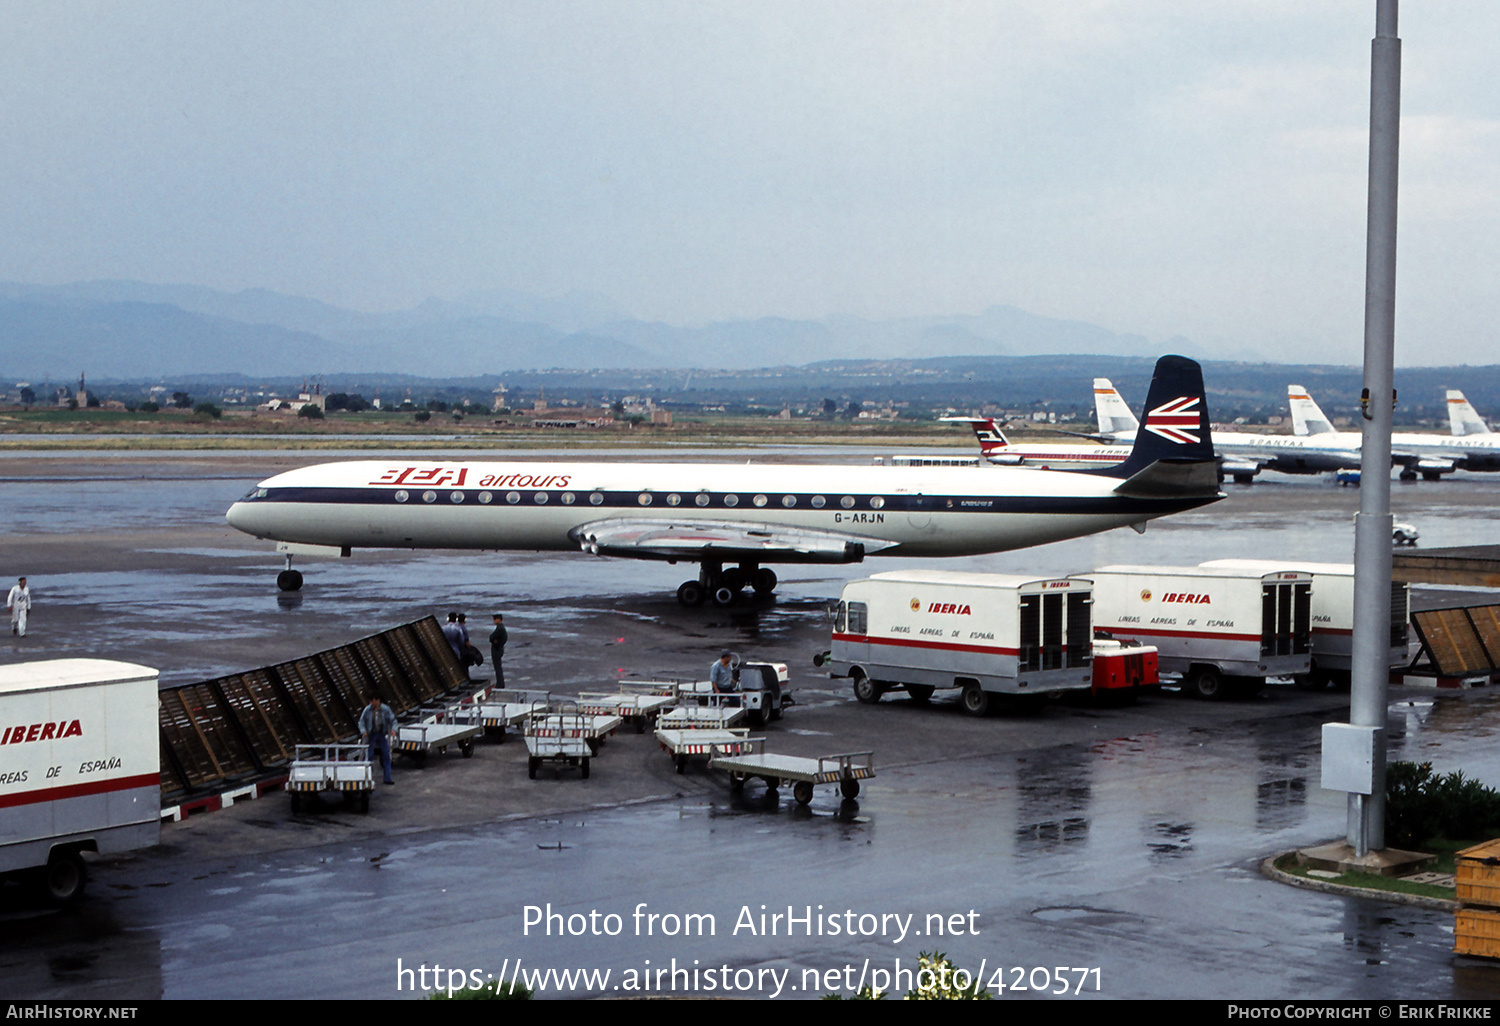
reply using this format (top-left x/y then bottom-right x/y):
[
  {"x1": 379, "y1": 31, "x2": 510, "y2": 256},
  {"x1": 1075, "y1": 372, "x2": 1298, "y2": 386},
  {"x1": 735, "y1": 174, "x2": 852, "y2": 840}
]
[
  {"x1": 1287, "y1": 385, "x2": 1337, "y2": 436},
  {"x1": 1447, "y1": 390, "x2": 1493, "y2": 437},
  {"x1": 1093, "y1": 378, "x2": 1140, "y2": 439},
  {"x1": 1089, "y1": 356, "x2": 1217, "y2": 487},
  {"x1": 939, "y1": 416, "x2": 1010, "y2": 455}
]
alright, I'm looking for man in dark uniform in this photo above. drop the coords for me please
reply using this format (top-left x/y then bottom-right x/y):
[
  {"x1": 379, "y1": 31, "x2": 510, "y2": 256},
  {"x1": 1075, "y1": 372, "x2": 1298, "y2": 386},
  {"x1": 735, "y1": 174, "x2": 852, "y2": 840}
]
[{"x1": 490, "y1": 613, "x2": 508, "y2": 688}]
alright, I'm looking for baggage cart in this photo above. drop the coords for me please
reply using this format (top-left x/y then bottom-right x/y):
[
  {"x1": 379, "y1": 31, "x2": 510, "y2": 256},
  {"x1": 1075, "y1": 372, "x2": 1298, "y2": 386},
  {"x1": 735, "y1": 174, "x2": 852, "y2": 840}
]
[
  {"x1": 460, "y1": 689, "x2": 551, "y2": 741},
  {"x1": 576, "y1": 685, "x2": 678, "y2": 733},
  {"x1": 655, "y1": 727, "x2": 759, "y2": 774},
  {"x1": 394, "y1": 702, "x2": 483, "y2": 766},
  {"x1": 710, "y1": 739, "x2": 875, "y2": 806},
  {"x1": 524, "y1": 713, "x2": 598, "y2": 779},
  {"x1": 656, "y1": 693, "x2": 747, "y2": 730},
  {"x1": 287, "y1": 743, "x2": 375, "y2": 813},
  {"x1": 530, "y1": 704, "x2": 623, "y2": 755}
]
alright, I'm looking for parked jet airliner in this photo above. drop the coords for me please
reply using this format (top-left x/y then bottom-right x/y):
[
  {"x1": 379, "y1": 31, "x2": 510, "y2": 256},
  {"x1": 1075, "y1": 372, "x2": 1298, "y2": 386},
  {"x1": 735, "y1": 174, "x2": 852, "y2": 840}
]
[
  {"x1": 1287, "y1": 386, "x2": 1458, "y2": 479},
  {"x1": 227, "y1": 356, "x2": 1222, "y2": 606}
]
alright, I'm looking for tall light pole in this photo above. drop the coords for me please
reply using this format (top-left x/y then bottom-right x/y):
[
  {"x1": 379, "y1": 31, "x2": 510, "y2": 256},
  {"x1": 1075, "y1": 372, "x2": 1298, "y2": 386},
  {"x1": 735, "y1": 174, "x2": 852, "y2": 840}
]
[{"x1": 1348, "y1": 0, "x2": 1400, "y2": 855}]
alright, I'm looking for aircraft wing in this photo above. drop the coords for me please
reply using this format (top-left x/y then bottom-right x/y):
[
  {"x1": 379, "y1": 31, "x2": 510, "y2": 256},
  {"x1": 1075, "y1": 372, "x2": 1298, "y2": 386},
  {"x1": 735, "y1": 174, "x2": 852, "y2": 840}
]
[{"x1": 569, "y1": 517, "x2": 897, "y2": 564}]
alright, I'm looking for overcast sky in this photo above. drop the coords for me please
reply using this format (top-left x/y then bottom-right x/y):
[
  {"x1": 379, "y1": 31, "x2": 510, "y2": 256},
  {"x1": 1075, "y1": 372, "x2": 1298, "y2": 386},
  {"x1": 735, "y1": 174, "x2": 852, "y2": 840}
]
[{"x1": 2, "y1": 1, "x2": 1497, "y2": 365}]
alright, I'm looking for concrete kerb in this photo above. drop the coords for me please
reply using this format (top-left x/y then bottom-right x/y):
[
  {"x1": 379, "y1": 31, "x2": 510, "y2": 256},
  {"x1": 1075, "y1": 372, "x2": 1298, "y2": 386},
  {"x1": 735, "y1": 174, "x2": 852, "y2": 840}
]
[{"x1": 1260, "y1": 853, "x2": 1458, "y2": 912}]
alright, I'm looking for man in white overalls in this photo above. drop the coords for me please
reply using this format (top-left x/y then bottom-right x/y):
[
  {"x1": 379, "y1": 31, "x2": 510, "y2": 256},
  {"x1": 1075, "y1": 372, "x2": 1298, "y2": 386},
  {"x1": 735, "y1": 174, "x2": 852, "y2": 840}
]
[{"x1": 7, "y1": 577, "x2": 31, "y2": 637}]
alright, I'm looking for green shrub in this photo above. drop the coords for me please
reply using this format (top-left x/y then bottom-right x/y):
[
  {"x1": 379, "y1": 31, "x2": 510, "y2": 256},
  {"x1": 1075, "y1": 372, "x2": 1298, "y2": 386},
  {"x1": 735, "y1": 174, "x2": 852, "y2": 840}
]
[{"x1": 1386, "y1": 761, "x2": 1500, "y2": 848}]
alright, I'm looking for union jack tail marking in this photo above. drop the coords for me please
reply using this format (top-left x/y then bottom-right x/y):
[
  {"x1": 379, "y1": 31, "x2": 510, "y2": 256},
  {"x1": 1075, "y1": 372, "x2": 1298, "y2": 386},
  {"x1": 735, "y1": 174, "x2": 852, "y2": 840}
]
[{"x1": 1144, "y1": 396, "x2": 1201, "y2": 445}]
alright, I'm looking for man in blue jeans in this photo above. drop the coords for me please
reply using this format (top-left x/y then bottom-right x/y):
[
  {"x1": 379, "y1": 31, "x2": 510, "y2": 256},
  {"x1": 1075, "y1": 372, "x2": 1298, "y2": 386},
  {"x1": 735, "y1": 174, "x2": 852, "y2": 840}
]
[{"x1": 359, "y1": 695, "x2": 397, "y2": 785}]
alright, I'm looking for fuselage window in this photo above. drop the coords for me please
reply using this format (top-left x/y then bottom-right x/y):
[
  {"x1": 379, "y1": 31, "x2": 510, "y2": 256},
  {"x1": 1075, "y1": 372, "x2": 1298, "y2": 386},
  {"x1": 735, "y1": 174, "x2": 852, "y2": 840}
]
[
  {"x1": 811, "y1": 495, "x2": 826, "y2": 508},
  {"x1": 477, "y1": 491, "x2": 492, "y2": 504},
  {"x1": 422, "y1": 491, "x2": 437, "y2": 503},
  {"x1": 534, "y1": 491, "x2": 549, "y2": 504},
  {"x1": 781, "y1": 495, "x2": 796, "y2": 507},
  {"x1": 394, "y1": 490, "x2": 409, "y2": 503},
  {"x1": 638, "y1": 492, "x2": 653, "y2": 506},
  {"x1": 840, "y1": 496, "x2": 855, "y2": 509},
  {"x1": 753, "y1": 494, "x2": 768, "y2": 508},
  {"x1": 695, "y1": 493, "x2": 710, "y2": 507},
  {"x1": 724, "y1": 494, "x2": 739, "y2": 507},
  {"x1": 506, "y1": 491, "x2": 521, "y2": 504},
  {"x1": 589, "y1": 492, "x2": 604, "y2": 505},
  {"x1": 561, "y1": 492, "x2": 576, "y2": 505},
  {"x1": 450, "y1": 491, "x2": 464, "y2": 503},
  {"x1": 667, "y1": 493, "x2": 681, "y2": 506},
  {"x1": 870, "y1": 496, "x2": 885, "y2": 510}
]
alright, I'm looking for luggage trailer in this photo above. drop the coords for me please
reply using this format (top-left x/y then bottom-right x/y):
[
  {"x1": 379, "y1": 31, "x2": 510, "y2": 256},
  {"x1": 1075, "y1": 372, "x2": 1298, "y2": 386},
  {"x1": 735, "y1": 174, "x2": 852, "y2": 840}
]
[
  {"x1": 654, "y1": 727, "x2": 759, "y2": 774},
  {"x1": 394, "y1": 701, "x2": 484, "y2": 766},
  {"x1": 710, "y1": 739, "x2": 875, "y2": 806},
  {"x1": 656, "y1": 692, "x2": 748, "y2": 730},
  {"x1": 576, "y1": 685, "x2": 679, "y2": 733},
  {"x1": 528, "y1": 704, "x2": 624, "y2": 756},
  {"x1": 287, "y1": 743, "x2": 375, "y2": 814},
  {"x1": 1076, "y1": 564, "x2": 1314, "y2": 699},
  {"x1": 460, "y1": 688, "x2": 552, "y2": 741},
  {"x1": 524, "y1": 712, "x2": 618, "y2": 779}
]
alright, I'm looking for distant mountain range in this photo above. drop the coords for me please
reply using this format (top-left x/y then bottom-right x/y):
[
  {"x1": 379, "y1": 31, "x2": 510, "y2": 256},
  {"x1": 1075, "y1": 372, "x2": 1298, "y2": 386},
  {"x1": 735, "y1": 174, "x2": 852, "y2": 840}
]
[{"x1": 0, "y1": 279, "x2": 1208, "y2": 379}]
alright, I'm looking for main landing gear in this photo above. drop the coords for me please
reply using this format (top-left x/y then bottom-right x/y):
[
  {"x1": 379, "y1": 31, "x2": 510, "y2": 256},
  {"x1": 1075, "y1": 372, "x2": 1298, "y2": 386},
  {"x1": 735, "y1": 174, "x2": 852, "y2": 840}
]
[{"x1": 677, "y1": 563, "x2": 778, "y2": 607}]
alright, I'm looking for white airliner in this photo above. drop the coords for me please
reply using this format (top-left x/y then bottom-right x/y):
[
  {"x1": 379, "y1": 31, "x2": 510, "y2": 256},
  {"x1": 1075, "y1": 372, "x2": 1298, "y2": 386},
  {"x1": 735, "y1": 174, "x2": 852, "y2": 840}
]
[
  {"x1": 1287, "y1": 385, "x2": 1458, "y2": 480},
  {"x1": 227, "y1": 356, "x2": 1223, "y2": 606},
  {"x1": 1084, "y1": 379, "x2": 1436, "y2": 482}
]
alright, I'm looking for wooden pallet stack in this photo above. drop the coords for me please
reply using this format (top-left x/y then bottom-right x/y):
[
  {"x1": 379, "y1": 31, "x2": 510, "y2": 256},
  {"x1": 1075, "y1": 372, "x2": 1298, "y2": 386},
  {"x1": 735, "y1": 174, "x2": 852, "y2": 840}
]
[{"x1": 1455, "y1": 839, "x2": 1500, "y2": 957}]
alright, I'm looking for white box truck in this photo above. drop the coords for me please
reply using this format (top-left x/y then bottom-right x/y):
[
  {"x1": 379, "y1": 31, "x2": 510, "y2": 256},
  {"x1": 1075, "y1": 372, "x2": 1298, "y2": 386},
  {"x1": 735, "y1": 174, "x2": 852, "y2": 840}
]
[
  {"x1": 1198, "y1": 559, "x2": 1411, "y2": 689},
  {"x1": 1075, "y1": 565, "x2": 1313, "y2": 699},
  {"x1": 825, "y1": 570, "x2": 1094, "y2": 715},
  {"x1": 0, "y1": 659, "x2": 160, "y2": 904}
]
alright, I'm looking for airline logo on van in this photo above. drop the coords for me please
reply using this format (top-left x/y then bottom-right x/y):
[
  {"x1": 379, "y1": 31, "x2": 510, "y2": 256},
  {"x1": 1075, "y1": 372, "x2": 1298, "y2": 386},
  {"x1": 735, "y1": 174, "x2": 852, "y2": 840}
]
[
  {"x1": 926, "y1": 602, "x2": 972, "y2": 615},
  {"x1": 2, "y1": 720, "x2": 83, "y2": 745},
  {"x1": 1162, "y1": 593, "x2": 1211, "y2": 604}
]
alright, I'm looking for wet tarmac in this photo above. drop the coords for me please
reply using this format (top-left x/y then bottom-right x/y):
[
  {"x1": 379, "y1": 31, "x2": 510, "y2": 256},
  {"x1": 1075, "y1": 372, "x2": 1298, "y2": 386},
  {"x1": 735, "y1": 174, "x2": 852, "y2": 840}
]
[{"x1": 3, "y1": 452, "x2": 1500, "y2": 1000}]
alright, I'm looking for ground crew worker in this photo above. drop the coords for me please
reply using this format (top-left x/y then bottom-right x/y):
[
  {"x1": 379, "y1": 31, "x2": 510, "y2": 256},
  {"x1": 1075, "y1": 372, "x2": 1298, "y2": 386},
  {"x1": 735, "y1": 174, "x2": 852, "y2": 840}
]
[
  {"x1": 359, "y1": 695, "x2": 397, "y2": 785},
  {"x1": 7, "y1": 578, "x2": 31, "y2": 637}
]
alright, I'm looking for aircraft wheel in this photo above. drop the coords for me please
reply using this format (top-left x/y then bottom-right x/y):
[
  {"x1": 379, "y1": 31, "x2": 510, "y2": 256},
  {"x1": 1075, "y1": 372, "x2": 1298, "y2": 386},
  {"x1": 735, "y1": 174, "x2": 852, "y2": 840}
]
[
  {"x1": 712, "y1": 585, "x2": 737, "y2": 607},
  {"x1": 277, "y1": 569, "x2": 304, "y2": 592},
  {"x1": 721, "y1": 568, "x2": 747, "y2": 593},
  {"x1": 677, "y1": 580, "x2": 706, "y2": 607},
  {"x1": 960, "y1": 683, "x2": 990, "y2": 717},
  {"x1": 793, "y1": 781, "x2": 814, "y2": 806},
  {"x1": 752, "y1": 568, "x2": 778, "y2": 594}
]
